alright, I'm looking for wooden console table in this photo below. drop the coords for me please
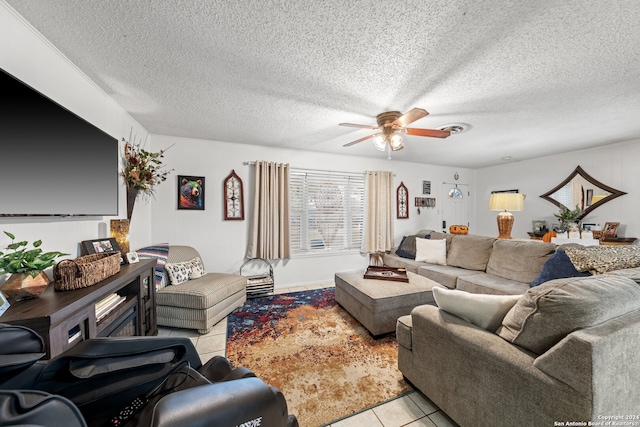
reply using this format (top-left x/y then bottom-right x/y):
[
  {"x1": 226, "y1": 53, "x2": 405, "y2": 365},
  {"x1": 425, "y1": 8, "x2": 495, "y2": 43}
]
[{"x1": 1, "y1": 258, "x2": 157, "y2": 359}]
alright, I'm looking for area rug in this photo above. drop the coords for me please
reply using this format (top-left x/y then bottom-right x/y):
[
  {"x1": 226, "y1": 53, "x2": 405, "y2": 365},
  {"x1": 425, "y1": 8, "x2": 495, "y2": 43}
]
[{"x1": 226, "y1": 288, "x2": 411, "y2": 427}]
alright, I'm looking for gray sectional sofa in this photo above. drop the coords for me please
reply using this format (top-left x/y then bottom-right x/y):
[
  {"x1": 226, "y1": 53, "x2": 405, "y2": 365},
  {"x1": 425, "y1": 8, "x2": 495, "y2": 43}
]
[
  {"x1": 384, "y1": 231, "x2": 556, "y2": 295},
  {"x1": 388, "y1": 231, "x2": 640, "y2": 426},
  {"x1": 397, "y1": 272, "x2": 640, "y2": 426}
]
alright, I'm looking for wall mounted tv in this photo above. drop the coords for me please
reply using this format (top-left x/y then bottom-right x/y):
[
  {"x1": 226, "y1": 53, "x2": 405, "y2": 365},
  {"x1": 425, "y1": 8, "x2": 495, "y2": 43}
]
[{"x1": 0, "y1": 68, "x2": 119, "y2": 217}]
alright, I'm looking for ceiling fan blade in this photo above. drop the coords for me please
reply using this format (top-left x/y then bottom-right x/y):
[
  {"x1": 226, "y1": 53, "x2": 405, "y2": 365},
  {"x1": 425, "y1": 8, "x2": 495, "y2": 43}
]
[
  {"x1": 405, "y1": 127, "x2": 451, "y2": 138},
  {"x1": 343, "y1": 134, "x2": 374, "y2": 147},
  {"x1": 393, "y1": 108, "x2": 429, "y2": 127},
  {"x1": 339, "y1": 123, "x2": 379, "y2": 130}
]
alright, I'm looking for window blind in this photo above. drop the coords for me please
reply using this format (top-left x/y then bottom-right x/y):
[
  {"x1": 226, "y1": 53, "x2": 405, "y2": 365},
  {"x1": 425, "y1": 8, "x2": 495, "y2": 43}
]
[{"x1": 289, "y1": 169, "x2": 364, "y2": 255}]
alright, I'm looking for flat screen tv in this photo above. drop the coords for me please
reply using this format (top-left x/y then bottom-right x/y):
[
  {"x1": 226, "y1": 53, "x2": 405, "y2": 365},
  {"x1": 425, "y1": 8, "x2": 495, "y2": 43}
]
[{"x1": 0, "y1": 67, "x2": 119, "y2": 216}]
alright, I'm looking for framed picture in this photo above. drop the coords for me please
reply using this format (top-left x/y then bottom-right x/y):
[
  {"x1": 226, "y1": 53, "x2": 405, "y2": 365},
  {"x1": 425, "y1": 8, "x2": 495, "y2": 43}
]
[
  {"x1": 178, "y1": 175, "x2": 205, "y2": 210},
  {"x1": 81, "y1": 238, "x2": 124, "y2": 264},
  {"x1": 81, "y1": 238, "x2": 121, "y2": 255},
  {"x1": 126, "y1": 252, "x2": 140, "y2": 264},
  {"x1": 422, "y1": 180, "x2": 431, "y2": 195},
  {"x1": 532, "y1": 220, "x2": 546, "y2": 233},
  {"x1": 602, "y1": 222, "x2": 620, "y2": 238}
]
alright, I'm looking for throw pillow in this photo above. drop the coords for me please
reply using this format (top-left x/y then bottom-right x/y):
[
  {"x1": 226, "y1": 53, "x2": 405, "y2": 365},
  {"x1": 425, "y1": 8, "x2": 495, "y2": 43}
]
[
  {"x1": 189, "y1": 257, "x2": 206, "y2": 279},
  {"x1": 415, "y1": 237, "x2": 447, "y2": 265},
  {"x1": 165, "y1": 261, "x2": 192, "y2": 285},
  {"x1": 432, "y1": 287, "x2": 521, "y2": 332},
  {"x1": 136, "y1": 243, "x2": 170, "y2": 290},
  {"x1": 563, "y1": 245, "x2": 640, "y2": 274},
  {"x1": 530, "y1": 247, "x2": 590, "y2": 287},
  {"x1": 496, "y1": 275, "x2": 640, "y2": 355}
]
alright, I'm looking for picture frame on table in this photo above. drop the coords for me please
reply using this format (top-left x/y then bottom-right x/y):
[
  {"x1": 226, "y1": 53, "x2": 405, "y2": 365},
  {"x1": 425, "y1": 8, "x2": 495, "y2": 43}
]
[
  {"x1": 531, "y1": 220, "x2": 546, "y2": 233},
  {"x1": 602, "y1": 222, "x2": 620, "y2": 238},
  {"x1": 126, "y1": 251, "x2": 140, "y2": 264},
  {"x1": 81, "y1": 238, "x2": 124, "y2": 264}
]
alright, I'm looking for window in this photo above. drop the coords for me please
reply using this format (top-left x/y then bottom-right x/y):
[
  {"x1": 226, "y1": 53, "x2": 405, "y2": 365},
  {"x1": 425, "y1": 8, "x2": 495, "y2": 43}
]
[{"x1": 289, "y1": 169, "x2": 364, "y2": 255}]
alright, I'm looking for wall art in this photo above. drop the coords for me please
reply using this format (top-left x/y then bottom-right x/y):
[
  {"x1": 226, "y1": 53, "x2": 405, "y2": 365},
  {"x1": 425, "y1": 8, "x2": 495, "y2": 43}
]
[{"x1": 178, "y1": 175, "x2": 205, "y2": 210}]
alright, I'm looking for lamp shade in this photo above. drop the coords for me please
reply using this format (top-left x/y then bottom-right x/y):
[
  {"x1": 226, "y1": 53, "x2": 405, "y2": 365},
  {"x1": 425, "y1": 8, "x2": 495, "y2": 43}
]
[{"x1": 488, "y1": 193, "x2": 524, "y2": 211}]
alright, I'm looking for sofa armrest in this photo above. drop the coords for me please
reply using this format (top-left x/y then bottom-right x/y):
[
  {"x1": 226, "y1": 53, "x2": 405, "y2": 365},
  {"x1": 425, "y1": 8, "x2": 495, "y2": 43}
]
[{"x1": 534, "y1": 309, "x2": 640, "y2": 414}]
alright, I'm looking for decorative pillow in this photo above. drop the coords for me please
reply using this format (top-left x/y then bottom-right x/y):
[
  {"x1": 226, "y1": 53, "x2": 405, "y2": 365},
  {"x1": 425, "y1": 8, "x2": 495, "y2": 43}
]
[
  {"x1": 563, "y1": 245, "x2": 640, "y2": 274},
  {"x1": 189, "y1": 257, "x2": 206, "y2": 279},
  {"x1": 496, "y1": 275, "x2": 640, "y2": 355},
  {"x1": 136, "y1": 243, "x2": 170, "y2": 290},
  {"x1": 415, "y1": 237, "x2": 447, "y2": 265},
  {"x1": 530, "y1": 247, "x2": 590, "y2": 287},
  {"x1": 395, "y1": 234, "x2": 430, "y2": 259},
  {"x1": 432, "y1": 287, "x2": 521, "y2": 332},
  {"x1": 164, "y1": 261, "x2": 192, "y2": 285}
]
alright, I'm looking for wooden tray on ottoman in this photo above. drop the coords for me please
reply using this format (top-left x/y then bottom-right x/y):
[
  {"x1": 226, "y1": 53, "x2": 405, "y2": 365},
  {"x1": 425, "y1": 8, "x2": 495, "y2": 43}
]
[{"x1": 363, "y1": 266, "x2": 409, "y2": 282}]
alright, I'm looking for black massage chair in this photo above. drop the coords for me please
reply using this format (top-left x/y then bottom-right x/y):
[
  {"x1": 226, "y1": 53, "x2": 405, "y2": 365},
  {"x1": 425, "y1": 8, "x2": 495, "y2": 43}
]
[{"x1": 0, "y1": 323, "x2": 298, "y2": 427}]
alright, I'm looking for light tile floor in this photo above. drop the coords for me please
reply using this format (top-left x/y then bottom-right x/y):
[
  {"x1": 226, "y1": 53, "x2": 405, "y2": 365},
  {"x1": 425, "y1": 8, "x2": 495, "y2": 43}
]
[{"x1": 158, "y1": 282, "x2": 459, "y2": 427}]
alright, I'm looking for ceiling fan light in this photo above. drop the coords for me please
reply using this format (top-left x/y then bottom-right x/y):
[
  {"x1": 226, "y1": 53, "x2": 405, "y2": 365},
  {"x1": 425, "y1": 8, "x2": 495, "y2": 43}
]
[
  {"x1": 372, "y1": 133, "x2": 386, "y2": 151},
  {"x1": 389, "y1": 133, "x2": 403, "y2": 150}
]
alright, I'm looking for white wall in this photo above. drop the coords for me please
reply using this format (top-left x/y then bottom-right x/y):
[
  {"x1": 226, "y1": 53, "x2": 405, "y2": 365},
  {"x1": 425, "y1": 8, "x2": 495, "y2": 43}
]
[
  {"x1": 475, "y1": 140, "x2": 640, "y2": 240},
  {"x1": 0, "y1": 3, "x2": 151, "y2": 268},
  {"x1": 149, "y1": 135, "x2": 475, "y2": 287}
]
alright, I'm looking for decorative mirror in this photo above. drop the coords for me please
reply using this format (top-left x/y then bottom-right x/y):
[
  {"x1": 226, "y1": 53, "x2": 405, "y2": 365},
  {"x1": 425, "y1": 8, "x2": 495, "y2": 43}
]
[
  {"x1": 223, "y1": 170, "x2": 244, "y2": 220},
  {"x1": 396, "y1": 182, "x2": 409, "y2": 219},
  {"x1": 539, "y1": 166, "x2": 626, "y2": 220}
]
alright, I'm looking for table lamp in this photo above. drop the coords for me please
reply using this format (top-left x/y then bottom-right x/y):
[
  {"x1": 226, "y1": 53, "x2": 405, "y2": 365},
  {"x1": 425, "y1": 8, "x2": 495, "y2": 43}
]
[{"x1": 489, "y1": 193, "x2": 524, "y2": 239}]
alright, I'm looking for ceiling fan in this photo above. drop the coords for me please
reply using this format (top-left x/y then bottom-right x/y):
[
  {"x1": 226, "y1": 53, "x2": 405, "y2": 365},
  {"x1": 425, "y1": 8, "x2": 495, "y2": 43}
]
[{"x1": 339, "y1": 108, "x2": 450, "y2": 152}]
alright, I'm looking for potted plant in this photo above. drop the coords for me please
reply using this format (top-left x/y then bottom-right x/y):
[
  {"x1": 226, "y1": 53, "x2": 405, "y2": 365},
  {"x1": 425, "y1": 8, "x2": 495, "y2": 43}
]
[
  {"x1": 0, "y1": 231, "x2": 68, "y2": 301},
  {"x1": 553, "y1": 205, "x2": 583, "y2": 232}
]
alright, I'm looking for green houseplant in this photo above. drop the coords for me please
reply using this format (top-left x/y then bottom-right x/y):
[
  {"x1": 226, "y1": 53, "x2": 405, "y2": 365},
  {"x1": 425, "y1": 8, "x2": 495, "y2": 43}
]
[
  {"x1": 0, "y1": 231, "x2": 68, "y2": 300},
  {"x1": 553, "y1": 205, "x2": 583, "y2": 231}
]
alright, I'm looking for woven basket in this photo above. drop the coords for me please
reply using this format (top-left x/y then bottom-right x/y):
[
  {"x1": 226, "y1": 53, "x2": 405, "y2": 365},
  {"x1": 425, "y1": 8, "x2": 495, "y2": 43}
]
[{"x1": 53, "y1": 252, "x2": 121, "y2": 291}]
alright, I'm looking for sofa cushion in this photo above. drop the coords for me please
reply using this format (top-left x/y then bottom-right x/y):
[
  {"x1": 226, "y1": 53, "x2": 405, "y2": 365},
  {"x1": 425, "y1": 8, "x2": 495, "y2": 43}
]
[
  {"x1": 157, "y1": 272, "x2": 247, "y2": 310},
  {"x1": 456, "y1": 273, "x2": 530, "y2": 295},
  {"x1": 530, "y1": 247, "x2": 590, "y2": 287},
  {"x1": 486, "y1": 240, "x2": 556, "y2": 283},
  {"x1": 447, "y1": 234, "x2": 496, "y2": 271},
  {"x1": 496, "y1": 275, "x2": 640, "y2": 354},
  {"x1": 433, "y1": 286, "x2": 521, "y2": 332},
  {"x1": 415, "y1": 238, "x2": 446, "y2": 265},
  {"x1": 418, "y1": 265, "x2": 481, "y2": 289},
  {"x1": 382, "y1": 252, "x2": 426, "y2": 274},
  {"x1": 606, "y1": 266, "x2": 640, "y2": 284},
  {"x1": 429, "y1": 231, "x2": 454, "y2": 252}
]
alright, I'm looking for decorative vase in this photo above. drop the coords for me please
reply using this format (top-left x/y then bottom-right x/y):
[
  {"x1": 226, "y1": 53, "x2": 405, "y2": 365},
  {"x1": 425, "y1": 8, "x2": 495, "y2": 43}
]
[
  {"x1": 126, "y1": 187, "x2": 138, "y2": 221},
  {"x1": 1, "y1": 271, "x2": 51, "y2": 301}
]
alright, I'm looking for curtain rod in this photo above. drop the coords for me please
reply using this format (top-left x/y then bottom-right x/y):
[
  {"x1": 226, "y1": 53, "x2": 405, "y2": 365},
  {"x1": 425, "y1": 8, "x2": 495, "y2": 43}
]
[{"x1": 243, "y1": 161, "x2": 369, "y2": 177}]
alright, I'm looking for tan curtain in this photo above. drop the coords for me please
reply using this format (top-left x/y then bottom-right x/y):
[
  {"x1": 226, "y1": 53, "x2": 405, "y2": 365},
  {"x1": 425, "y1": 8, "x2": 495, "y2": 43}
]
[
  {"x1": 246, "y1": 161, "x2": 290, "y2": 259},
  {"x1": 362, "y1": 171, "x2": 394, "y2": 256}
]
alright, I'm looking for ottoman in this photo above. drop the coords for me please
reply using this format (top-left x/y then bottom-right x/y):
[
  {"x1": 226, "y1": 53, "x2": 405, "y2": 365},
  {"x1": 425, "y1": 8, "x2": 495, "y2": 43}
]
[{"x1": 335, "y1": 269, "x2": 442, "y2": 336}]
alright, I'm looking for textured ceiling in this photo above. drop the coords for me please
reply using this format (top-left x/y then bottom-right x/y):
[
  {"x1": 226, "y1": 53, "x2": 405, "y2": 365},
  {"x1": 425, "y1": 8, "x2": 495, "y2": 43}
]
[{"x1": 5, "y1": 0, "x2": 640, "y2": 168}]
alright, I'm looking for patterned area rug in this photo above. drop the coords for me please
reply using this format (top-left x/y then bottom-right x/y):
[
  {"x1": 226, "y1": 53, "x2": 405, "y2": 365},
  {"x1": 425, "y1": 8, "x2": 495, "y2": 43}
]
[{"x1": 226, "y1": 288, "x2": 411, "y2": 427}]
